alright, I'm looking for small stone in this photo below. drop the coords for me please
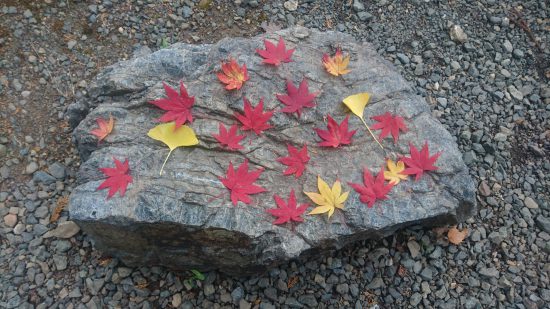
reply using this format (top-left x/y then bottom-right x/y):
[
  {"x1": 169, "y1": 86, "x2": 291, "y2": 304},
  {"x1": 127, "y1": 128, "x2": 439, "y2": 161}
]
[
  {"x1": 33, "y1": 171, "x2": 56, "y2": 185},
  {"x1": 407, "y1": 240, "x2": 421, "y2": 258},
  {"x1": 239, "y1": 299, "x2": 251, "y2": 309},
  {"x1": 203, "y1": 284, "x2": 215, "y2": 296},
  {"x1": 524, "y1": 197, "x2": 538, "y2": 209},
  {"x1": 449, "y1": 25, "x2": 467, "y2": 43},
  {"x1": 336, "y1": 283, "x2": 349, "y2": 294},
  {"x1": 353, "y1": 0, "x2": 365, "y2": 12},
  {"x1": 48, "y1": 162, "x2": 66, "y2": 179},
  {"x1": 536, "y1": 216, "x2": 550, "y2": 233},
  {"x1": 479, "y1": 181, "x2": 491, "y2": 197},
  {"x1": 25, "y1": 162, "x2": 39, "y2": 174},
  {"x1": 43, "y1": 221, "x2": 81, "y2": 239},
  {"x1": 503, "y1": 40, "x2": 513, "y2": 53},
  {"x1": 298, "y1": 294, "x2": 318, "y2": 307},
  {"x1": 283, "y1": 0, "x2": 298, "y2": 11},
  {"x1": 479, "y1": 267, "x2": 499, "y2": 278},
  {"x1": 68, "y1": 40, "x2": 77, "y2": 49},
  {"x1": 53, "y1": 255, "x2": 68, "y2": 270},
  {"x1": 357, "y1": 11, "x2": 373, "y2": 22},
  {"x1": 4, "y1": 213, "x2": 17, "y2": 227},
  {"x1": 172, "y1": 293, "x2": 182, "y2": 307},
  {"x1": 231, "y1": 286, "x2": 244, "y2": 302},
  {"x1": 508, "y1": 85, "x2": 524, "y2": 100}
]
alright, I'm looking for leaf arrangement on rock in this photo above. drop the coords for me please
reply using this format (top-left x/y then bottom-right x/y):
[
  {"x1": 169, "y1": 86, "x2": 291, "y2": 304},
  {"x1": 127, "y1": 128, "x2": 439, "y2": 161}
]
[
  {"x1": 276, "y1": 78, "x2": 318, "y2": 118},
  {"x1": 256, "y1": 37, "x2": 294, "y2": 66},
  {"x1": 212, "y1": 123, "x2": 245, "y2": 150},
  {"x1": 267, "y1": 190, "x2": 308, "y2": 225},
  {"x1": 90, "y1": 115, "x2": 114, "y2": 143},
  {"x1": 147, "y1": 122, "x2": 199, "y2": 175},
  {"x1": 323, "y1": 48, "x2": 350, "y2": 76},
  {"x1": 97, "y1": 36, "x2": 445, "y2": 226},
  {"x1": 96, "y1": 157, "x2": 133, "y2": 198},
  {"x1": 219, "y1": 159, "x2": 266, "y2": 206},
  {"x1": 217, "y1": 58, "x2": 249, "y2": 90},
  {"x1": 305, "y1": 176, "x2": 349, "y2": 218},
  {"x1": 277, "y1": 144, "x2": 309, "y2": 178},
  {"x1": 314, "y1": 115, "x2": 356, "y2": 148},
  {"x1": 234, "y1": 97, "x2": 274, "y2": 135},
  {"x1": 150, "y1": 81, "x2": 194, "y2": 129},
  {"x1": 349, "y1": 167, "x2": 394, "y2": 208}
]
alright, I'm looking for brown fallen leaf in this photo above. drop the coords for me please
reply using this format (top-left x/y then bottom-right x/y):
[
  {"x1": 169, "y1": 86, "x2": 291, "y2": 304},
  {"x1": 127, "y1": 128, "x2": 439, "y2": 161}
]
[
  {"x1": 287, "y1": 276, "x2": 299, "y2": 289},
  {"x1": 50, "y1": 196, "x2": 69, "y2": 223},
  {"x1": 98, "y1": 256, "x2": 112, "y2": 267},
  {"x1": 447, "y1": 226, "x2": 468, "y2": 245}
]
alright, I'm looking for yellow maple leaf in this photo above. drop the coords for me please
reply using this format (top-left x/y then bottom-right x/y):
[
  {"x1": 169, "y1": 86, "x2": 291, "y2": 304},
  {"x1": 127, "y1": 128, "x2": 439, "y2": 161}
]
[
  {"x1": 384, "y1": 159, "x2": 408, "y2": 185},
  {"x1": 147, "y1": 122, "x2": 199, "y2": 175},
  {"x1": 322, "y1": 49, "x2": 351, "y2": 76},
  {"x1": 305, "y1": 176, "x2": 348, "y2": 218},
  {"x1": 342, "y1": 93, "x2": 383, "y2": 149}
]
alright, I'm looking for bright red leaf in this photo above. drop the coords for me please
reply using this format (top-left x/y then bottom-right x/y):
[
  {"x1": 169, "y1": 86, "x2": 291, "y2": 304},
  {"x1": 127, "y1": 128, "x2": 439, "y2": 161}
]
[
  {"x1": 348, "y1": 167, "x2": 394, "y2": 208},
  {"x1": 277, "y1": 144, "x2": 310, "y2": 178},
  {"x1": 256, "y1": 37, "x2": 294, "y2": 66},
  {"x1": 217, "y1": 58, "x2": 249, "y2": 90},
  {"x1": 97, "y1": 158, "x2": 133, "y2": 199},
  {"x1": 212, "y1": 123, "x2": 245, "y2": 150},
  {"x1": 276, "y1": 79, "x2": 318, "y2": 117},
  {"x1": 234, "y1": 97, "x2": 274, "y2": 135},
  {"x1": 371, "y1": 112, "x2": 408, "y2": 143},
  {"x1": 219, "y1": 159, "x2": 267, "y2": 206},
  {"x1": 314, "y1": 115, "x2": 357, "y2": 148},
  {"x1": 150, "y1": 81, "x2": 194, "y2": 129},
  {"x1": 267, "y1": 190, "x2": 309, "y2": 225},
  {"x1": 90, "y1": 115, "x2": 114, "y2": 142},
  {"x1": 401, "y1": 142, "x2": 441, "y2": 181}
]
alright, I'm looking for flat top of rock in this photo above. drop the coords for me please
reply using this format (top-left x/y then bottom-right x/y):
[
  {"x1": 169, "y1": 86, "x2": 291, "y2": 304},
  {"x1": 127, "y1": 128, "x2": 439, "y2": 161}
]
[{"x1": 69, "y1": 27, "x2": 475, "y2": 258}]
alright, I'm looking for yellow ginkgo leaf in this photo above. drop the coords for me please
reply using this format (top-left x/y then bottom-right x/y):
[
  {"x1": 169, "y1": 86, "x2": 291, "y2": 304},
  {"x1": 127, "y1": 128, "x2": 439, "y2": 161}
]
[
  {"x1": 147, "y1": 122, "x2": 199, "y2": 175},
  {"x1": 305, "y1": 176, "x2": 349, "y2": 219},
  {"x1": 384, "y1": 159, "x2": 408, "y2": 185},
  {"x1": 342, "y1": 92, "x2": 383, "y2": 149}
]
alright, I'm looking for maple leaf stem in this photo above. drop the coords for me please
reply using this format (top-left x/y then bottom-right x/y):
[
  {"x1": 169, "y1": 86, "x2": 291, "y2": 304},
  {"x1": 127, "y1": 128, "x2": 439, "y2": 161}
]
[
  {"x1": 360, "y1": 117, "x2": 384, "y2": 150},
  {"x1": 159, "y1": 149, "x2": 174, "y2": 176}
]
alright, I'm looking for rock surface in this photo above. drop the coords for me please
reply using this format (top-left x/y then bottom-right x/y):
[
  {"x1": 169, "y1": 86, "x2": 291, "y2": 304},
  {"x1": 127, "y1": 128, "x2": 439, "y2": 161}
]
[{"x1": 68, "y1": 27, "x2": 476, "y2": 275}]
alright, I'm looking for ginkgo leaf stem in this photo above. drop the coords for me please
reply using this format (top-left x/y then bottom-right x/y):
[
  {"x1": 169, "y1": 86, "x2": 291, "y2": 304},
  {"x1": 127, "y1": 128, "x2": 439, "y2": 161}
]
[
  {"x1": 360, "y1": 117, "x2": 384, "y2": 149},
  {"x1": 160, "y1": 149, "x2": 174, "y2": 176}
]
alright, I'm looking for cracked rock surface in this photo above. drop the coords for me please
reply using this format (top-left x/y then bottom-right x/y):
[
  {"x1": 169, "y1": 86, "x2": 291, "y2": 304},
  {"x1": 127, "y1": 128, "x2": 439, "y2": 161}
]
[{"x1": 68, "y1": 27, "x2": 476, "y2": 275}]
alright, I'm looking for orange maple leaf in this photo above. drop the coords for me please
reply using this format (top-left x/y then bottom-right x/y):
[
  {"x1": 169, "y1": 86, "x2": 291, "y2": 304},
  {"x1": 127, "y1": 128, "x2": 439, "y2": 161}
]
[
  {"x1": 90, "y1": 115, "x2": 114, "y2": 142},
  {"x1": 447, "y1": 226, "x2": 468, "y2": 245},
  {"x1": 322, "y1": 48, "x2": 350, "y2": 76},
  {"x1": 217, "y1": 58, "x2": 249, "y2": 90}
]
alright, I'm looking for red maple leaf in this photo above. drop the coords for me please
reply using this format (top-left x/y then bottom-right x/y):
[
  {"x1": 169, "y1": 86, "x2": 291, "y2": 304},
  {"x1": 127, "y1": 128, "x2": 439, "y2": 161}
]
[
  {"x1": 277, "y1": 144, "x2": 310, "y2": 178},
  {"x1": 371, "y1": 112, "x2": 408, "y2": 143},
  {"x1": 96, "y1": 158, "x2": 133, "y2": 199},
  {"x1": 219, "y1": 159, "x2": 267, "y2": 206},
  {"x1": 267, "y1": 190, "x2": 309, "y2": 225},
  {"x1": 149, "y1": 81, "x2": 194, "y2": 129},
  {"x1": 217, "y1": 58, "x2": 249, "y2": 90},
  {"x1": 256, "y1": 37, "x2": 294, "y2": 66},
  {"x1": 314, "y1": 115, "x2": 357, "y2": 148},
  {"x1": 348, "y1": 167, "x2": 394, "y2": 208},
  {"x1": 276, "y1": 79, "x2": 318, "y2": 117},
  {"x1": 401, "y1": 142, "x2": 441, "y2": 181},
  {"x1": 212, "y1": 123, "x2": 245, "y2": 150},
  {"x1": 234, "y1": 97, "x2": 274, "y2": 135}
]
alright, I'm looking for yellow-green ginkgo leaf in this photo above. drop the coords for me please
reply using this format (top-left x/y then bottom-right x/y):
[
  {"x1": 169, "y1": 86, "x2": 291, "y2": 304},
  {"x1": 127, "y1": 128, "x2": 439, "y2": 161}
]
[
  {"x1": 342, "y1": 92, "x2": 370, "y2": 120},
  {"x1": 305, "y1": 176, "x2": 349, "y2": 219},
  {"x1": 147, "y1": 122, "x2": 199, "y2": 175},
  {"x1": 342, "y1": 92, "x2": 383, "y2": 149},
  {"x1": 384, "y1": 159, "x2": 408, "y2": 185}
]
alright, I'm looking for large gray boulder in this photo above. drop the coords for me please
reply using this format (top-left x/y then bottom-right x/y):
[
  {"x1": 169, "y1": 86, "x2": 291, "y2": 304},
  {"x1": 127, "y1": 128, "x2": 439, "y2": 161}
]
[{"x1": 68, "y1": 27, "x2": 476, "y2": 275}]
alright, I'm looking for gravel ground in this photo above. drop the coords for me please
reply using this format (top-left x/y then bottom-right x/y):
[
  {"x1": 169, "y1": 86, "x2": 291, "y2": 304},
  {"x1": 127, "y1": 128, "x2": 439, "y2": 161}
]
[{"x1": 1, "y1": 0, "x2": 549, "y2": 308}]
